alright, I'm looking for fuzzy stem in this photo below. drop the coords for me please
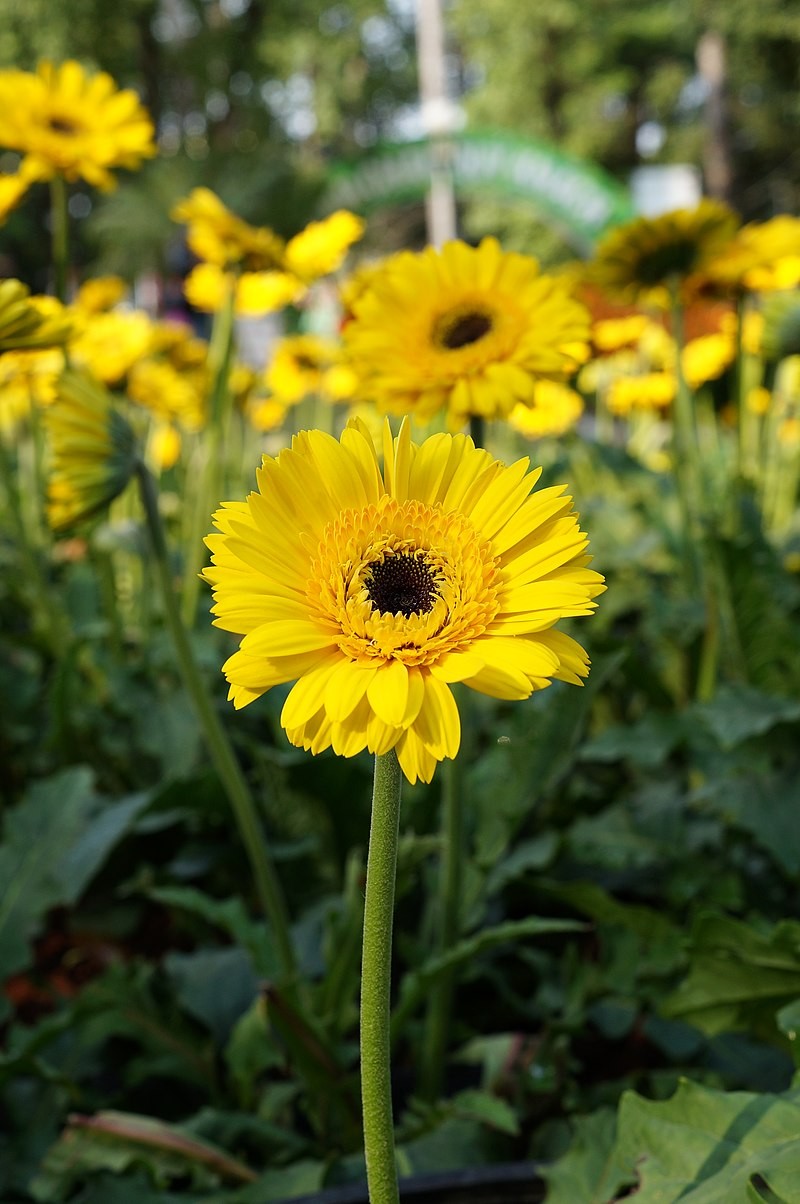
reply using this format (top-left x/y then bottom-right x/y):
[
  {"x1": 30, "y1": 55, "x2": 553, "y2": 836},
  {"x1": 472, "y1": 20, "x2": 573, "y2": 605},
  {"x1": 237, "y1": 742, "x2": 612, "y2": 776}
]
[
  {"x1": 135, "y1": 461, "x2": 297, "y2": 981},
  {"x1": 361, "y1": 750, "x2": 403, "y2": 1204}
]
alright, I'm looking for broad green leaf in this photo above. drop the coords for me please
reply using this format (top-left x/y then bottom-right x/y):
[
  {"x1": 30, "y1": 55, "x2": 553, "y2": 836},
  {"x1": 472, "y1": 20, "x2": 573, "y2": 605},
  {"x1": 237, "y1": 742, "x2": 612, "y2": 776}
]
[
  {"x1": 450, "y1": 1088, "x2": 520, "y2": 1136},
  {"x1": 30, "y1": 1111, "x2": 258, "y2": 1200},
  {"x1": 147, "y1": 885, "x2": 280, "y2": 979},
  {"x1": 580, "y1": 712, "x2": 685, "y2": 768},
  {"x1": 542, "y1": 1108, "x2": 626, "y2": 1204},
  {"x1": 483, "y1": 832, "x2": 559, "y2": 896},
  {"x1": 391, "y1": 916, "x2": 585, "y2": 1039},
  {"x1": 611, "y1": 1079, "x2": 800, "y2": 1203},
  {"x1": 691, "y1": 685, "x2": 800, "y2": 750},
  {"x1": 164, "y1": 947, "x2": 260, "y2": 1045},
  {"x1": 663, "y1": 915, "x2": 800, "y2": 1039},
  {"x1": 0, "y1": 768, "x2": 151, "y2": 981}
]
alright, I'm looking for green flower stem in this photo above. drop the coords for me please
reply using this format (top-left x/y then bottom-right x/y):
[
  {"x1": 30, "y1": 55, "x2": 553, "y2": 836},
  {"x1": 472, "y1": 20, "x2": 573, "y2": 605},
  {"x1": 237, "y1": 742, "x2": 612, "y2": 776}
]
[
  {"x1": 469, "y1": 414, "x2": 486, "y2": 450},
  {"x1": 135, "y1": 461, "x2": 297, "y2": 982},
  {"x1": 0, "y1": 436, "x2": 67, "y2": 656},
  {"x1": 49, "y1": 175, "x2": 69, "y2": 304},
  {"x1": 733, "y1": 292, "x2": 756, "y2": 484},
  {"x1": 420, "y1": 753, "x2": 462, "y2": 1100},
  {"x1": 361, "y1": 749, "x2": 403, "y2": 1204},
  {"x1": 180, "y1": 285, "x2": 237, "y2": 627}
]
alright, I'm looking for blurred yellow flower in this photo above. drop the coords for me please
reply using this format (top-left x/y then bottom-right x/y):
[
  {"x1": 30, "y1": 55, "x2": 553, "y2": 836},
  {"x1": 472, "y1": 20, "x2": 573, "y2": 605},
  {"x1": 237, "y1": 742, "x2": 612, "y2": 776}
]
[
  {"x1": 592, "y1": 314, "x2": 649, "y2": 354},
  {"x1": 184, "y1": 262, "x2": 302, "y2": 317},
  {"x1": 607, "y1": 373, "x2": 676, "y2": 416},
  {"x1": 747, "y1": 386, "x2": 772, "y2": 416},
  {"x1": 681, "y1": 331, "x2": 735, "y2": 389},
  {"x1": 266, "y1": 333, "x2": 358, "y2": 405},
  {"x1": 203, "y1": 418, "x2": 604, "y2": 784},
  {"x1": 69, "y1": 308, "x2": 153, "y2": 384},
  {"x1": 45, "y1": 370, "x2": 138, "y2": 531},
  {"x1": 589, "y1": 201, "x2": 739, "y2": 305},
  {"x1": 128, "y1": 358, "x2": 205, "y2": 431},
  {"x1": 508, "y1": 381, "x2": 584, "y2": 439},
  {"x1": 284, "y1": 210, "x2": 365, "y2": 283},
  {"x1": 344, "y1": 237, "x2": 589, "y2": 425},
  {"x1": 147, "y1": 422, "x2": 182, "y2": 472},
  {"x1": 0, "y1": 60, "x2": 155, "y2": 190},
  {"x1": 0, "y1": 167, "x2": 36, "y2": 224},
  {"x1": 0, "y1": 279, "x2": 72, "y2": 352},
  {"x1": 171, "y1": 187, "x2": 286, "y2": 271},
  {"x1": 246, "y1": 397, "x2": 288, "y2": 432},
  {"x1": 702, "y1": 216, "x2": 800, "y2": 294},
  {"x1": 74, "y1": 276, "x2": 128, "y2": 314}
]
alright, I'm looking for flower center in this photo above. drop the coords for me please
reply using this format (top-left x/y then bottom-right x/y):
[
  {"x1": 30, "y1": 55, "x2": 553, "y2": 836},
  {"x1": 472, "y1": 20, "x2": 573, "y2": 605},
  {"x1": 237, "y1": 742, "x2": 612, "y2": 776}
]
[
  {"x1": 636, "y1": 239, "x2": 699, "y2": 285},
  {"x1": 48, "y1": 116, "x2": 79, "y2": 136},
  {"x1": 435, "y1": 309, "x2": 493, "y2": 350},
  {"x1": 365, "y1": 552, "x2": 437, "y2": 617}
]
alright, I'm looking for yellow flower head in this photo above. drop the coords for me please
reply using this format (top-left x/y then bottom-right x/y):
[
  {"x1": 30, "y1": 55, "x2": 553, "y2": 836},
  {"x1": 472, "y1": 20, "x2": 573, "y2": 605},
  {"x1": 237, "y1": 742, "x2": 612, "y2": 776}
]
[
  {"x1": 171, "y1": 187, "x2": 286, "y2": 271},
  {"x1": 606, "y1": 372, "x2": 676, "y2": 416},
  {"x1": 74, "y1": 275, "x2": 128, "y2": 314},
  {"x1": 69, "y1": 308, "x2": 154, "y2": 385},
  {"x1": 589, "y1": 200, "x2": 739, "y2": 305},
  {"x1": 343, "y1": 237, "x2": 590, "y2": 425},
  {"x1": 45, "y1": 370, "x2": 138, "y2": 531},
  {"x1": 128, "y1": 357, "x2": 205, "y2": 431},
  {"x1": 508, "y1": 381, "x2": 584, "y2": 440},
  {"x1": 203, "y1": 419, "x2": 604, "y2": 784},
  {"x1": 284, "y1": 210, "x2": 365, "y2": 284},
  {"x1": 184, "y1": 263, "x2": 302, "y2": 316},
  {"x1": 702, "y1": 215, "x2": 800, "y2": 294},
  {"x1": 266, "y1": 333, "x2": 357, "y2": 405},
  {"x1": 0, "y1": 60, "x2": 155, "y2": 190},
  {"x1": 0, "y1": 279, "x2": 72, "y2": 352},
  {"x1": 681, "y1": 331, "x2": 735, "y2": 389}
]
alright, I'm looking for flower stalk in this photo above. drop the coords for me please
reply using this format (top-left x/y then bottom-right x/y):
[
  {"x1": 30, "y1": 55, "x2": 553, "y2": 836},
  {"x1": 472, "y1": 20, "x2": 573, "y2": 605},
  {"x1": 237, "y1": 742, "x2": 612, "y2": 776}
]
[
  {"x1": 361, "y1": 749, "x2": 403, "y2": 1204},
  {"x1": 135, "y1": 459, "x2": 297, "y2": 981},
  {"x1": 49, "y1": 175, "x2": 69, "y2": 304}
]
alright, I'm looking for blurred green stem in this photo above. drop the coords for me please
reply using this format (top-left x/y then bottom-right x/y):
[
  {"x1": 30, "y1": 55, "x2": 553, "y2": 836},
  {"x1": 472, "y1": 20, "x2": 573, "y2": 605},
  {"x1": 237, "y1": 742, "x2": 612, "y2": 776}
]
[
  {"x1": 181, "y1": 285, "x2": 237, "y2": 627},
  {"x1": 50, "y1": 176, "x2": 69, "y2": 304},
  {"x1": 420, "y1": 753, "x2": 462, "y2": 1100},
  {"x1": 136, "y1": 460, "x2": 297, "y2": 982},
  {"x1": 361, "y1": 750, "x2": 403, "y2": 1204}
]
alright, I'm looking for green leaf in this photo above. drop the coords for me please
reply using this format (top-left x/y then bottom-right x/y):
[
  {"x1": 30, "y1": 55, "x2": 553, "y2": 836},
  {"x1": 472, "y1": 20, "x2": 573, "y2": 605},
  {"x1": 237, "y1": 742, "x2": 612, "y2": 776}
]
[
  {"x1": 0, "y1": 768, "x2": 151, "y2": 981},
  {"x1": 611, "y1": 1079, "x2": 800, "y2": 1202},
  {"x1": 30, "y1": 1111, "x2": 258, "y2": 1200},
  {"x1": 691, "y1": 685, "x2": 800, "y2": 750},
  {"x1": 541, "y1": 1108, "x2": 626, "y2": 1204},
  {"x1": 483, "y1": 832, "x2": 559, "y2": 896},
  {"x1": 581, "y1": 712, "x2": 685, "y2": 768},
  {"x1": 449, "y1": 1088, "x2": 520, "y2": 1136},
  {"x1": 147, "y1": 885, "x2": 280, "y2": 979},
  {"x1": 391, "y1": 916, "x2": 585, "y2": 1038},
  {"x1": 163, "y1": 947, "x2": 260, "y2": 1046},
  {"x1": 663, "y1": 915, "x2": 800, "y2": 1040}
]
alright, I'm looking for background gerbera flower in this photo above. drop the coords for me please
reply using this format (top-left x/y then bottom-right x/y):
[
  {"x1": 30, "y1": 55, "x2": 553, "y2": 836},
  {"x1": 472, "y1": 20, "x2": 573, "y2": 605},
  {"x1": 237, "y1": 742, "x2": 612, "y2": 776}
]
[
  {"x1": 266, "y1": 333, "x2": 358, "y2": 405},
  {"x1": 204, "y1": 418, "x2": 604, "y2": 784},
  {"x1": 0, "y1": 279, "x2": 72, "y2": 352},
  {"x1": 0, "y1": 60, "x2": 156, "y2": 190},
  {"x1": 45, "y1": 370, "x2": 138, "y2": 531},
  {"x1": 343, "y1": 238, "x2": 590, "y2": 426},
  {"x1": 284, "y1": 210, "x2": 365, "y2": 283},
  {"x1": 508, "y1": 380, "x2": 584, "y2": 439},
  {"x1": 588, "y1": 200, "x2": 740, "y2": 306}
]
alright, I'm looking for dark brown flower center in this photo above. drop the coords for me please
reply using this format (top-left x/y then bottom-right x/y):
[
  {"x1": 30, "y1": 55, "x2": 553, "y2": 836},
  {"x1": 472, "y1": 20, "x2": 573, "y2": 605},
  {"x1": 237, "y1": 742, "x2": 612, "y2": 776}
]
[
  {"x1": 366, "y1": 553, "x2": 437, "y2": 617},
  {"x1": 635, "y1": 238, "x2": 699, "y2": 285},
  {"x1": 435, "y1": 309, "x2": 493, "y2": 350},
  {"x1": 48, "y1": 116, "x2": 79, "y2": 136}
]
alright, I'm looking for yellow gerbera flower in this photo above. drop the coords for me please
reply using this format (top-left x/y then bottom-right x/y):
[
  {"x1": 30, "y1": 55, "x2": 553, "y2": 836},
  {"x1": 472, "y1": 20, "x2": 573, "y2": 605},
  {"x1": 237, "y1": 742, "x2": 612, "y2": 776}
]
[
  {"x1": 284, "y1": 210, "x2": 365, "y2": 283},
  {"x1": 74, "y1": 275, "x2": 128, "y2": 314},
  {"x1": 589, "y1": 200, "x2": 739, "y2": 305},
  {"x1": 184, "y1": 263, "x2": 302, "y2": 317},
  {"x1": 0, "y1": 60, "x2": 156, "y2": 190},
  {"x1": 343, "y1": 238, "x2": 590, "y2": 426},
  {"x1": 508, "y1": 381, "x2": 584, "y2": 439},
  {"x1": 69, "y1": 308, "x2": 154, "y2": 385},
  {"x1": 701, "y1": 215, "x2": 800, "y2": 294},
  {"x1": 171, "y1": 187, "x2": 286, "y2": 271},
  {"x1": 45, "y1": 370, "x2": 138, "y2": 531},
  {"x1": 0, "y1": 279, "x2": 72, "y2": 352},
  {"x1": 266, "y1": 333, "x2": 358, "y2": 405},
  {"x1": 203, "y1": 419, "x2": 604, "y2": 784},
  {"x1": 681, "y1": 331, "x2": 734, "y2": 389},
  {"x1": 606, "y1": 372, "x2": 676, "y2": 416}
]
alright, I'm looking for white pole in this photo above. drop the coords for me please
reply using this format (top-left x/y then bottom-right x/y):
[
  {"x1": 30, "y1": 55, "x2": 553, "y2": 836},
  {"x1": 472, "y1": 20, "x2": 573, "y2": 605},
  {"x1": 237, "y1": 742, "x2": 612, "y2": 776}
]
[{"x1": 415, "y1": 0, "x2": 458, "y2": 246}]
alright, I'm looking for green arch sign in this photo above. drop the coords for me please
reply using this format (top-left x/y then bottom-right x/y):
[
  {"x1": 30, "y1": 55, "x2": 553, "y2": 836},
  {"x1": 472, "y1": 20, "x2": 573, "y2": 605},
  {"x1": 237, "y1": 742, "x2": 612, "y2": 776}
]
[{"x1": 323, "y1": 130, "x2": 635, "y2": 252}]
